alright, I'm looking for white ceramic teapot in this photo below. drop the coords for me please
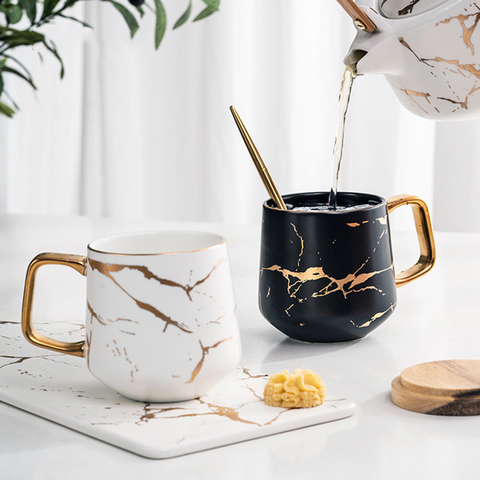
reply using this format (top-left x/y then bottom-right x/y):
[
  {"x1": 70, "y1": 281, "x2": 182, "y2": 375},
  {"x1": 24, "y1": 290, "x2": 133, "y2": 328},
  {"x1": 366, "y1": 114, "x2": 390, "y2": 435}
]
[{"x1": 345, "y1": 0, "x2": 480, "y2": 120}]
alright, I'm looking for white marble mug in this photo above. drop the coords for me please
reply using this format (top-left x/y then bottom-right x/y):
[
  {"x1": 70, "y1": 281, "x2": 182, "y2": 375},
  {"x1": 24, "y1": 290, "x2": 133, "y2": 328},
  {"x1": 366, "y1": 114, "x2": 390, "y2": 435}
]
[{"x1": 21, "y1": 231, "x2": 241, "y2": 402}]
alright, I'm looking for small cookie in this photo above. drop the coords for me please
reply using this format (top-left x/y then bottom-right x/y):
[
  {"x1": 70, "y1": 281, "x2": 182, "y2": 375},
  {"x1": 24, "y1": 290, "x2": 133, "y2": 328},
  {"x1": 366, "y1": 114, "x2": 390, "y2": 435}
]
[{"x1": 264, "y1": 368, "x2": 326, "y2": 408}]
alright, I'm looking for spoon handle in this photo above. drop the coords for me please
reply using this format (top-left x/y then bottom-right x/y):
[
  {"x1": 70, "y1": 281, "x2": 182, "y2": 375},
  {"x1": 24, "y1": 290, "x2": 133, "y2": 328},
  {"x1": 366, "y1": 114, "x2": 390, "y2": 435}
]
[
  {"x1": 336, "y1": 0, "x2": 376, "y2": 33},
  {"x1": 230, "y1": 106, "x2": 286, "y2": 210}
]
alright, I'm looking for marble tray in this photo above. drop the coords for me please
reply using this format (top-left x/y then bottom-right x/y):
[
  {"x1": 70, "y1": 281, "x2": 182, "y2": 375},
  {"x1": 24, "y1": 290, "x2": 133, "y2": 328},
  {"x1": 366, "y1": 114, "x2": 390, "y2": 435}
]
[{"x1": 0, "y1": 320, "x2": 356, "y2": 459}]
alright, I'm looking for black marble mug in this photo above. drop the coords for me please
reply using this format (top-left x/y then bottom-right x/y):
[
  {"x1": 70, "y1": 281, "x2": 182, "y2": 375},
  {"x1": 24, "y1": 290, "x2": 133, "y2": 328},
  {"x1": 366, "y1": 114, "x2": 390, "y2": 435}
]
[{"x1": 259, "y1": 192, "x2": 436, "y2": 343}]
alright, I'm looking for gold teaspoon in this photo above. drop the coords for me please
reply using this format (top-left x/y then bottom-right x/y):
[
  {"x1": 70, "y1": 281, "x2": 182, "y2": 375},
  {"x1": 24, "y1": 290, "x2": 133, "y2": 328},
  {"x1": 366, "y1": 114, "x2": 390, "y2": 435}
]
[{"x1": 230, "y1": 106, "x2": 286, "y2": 210}]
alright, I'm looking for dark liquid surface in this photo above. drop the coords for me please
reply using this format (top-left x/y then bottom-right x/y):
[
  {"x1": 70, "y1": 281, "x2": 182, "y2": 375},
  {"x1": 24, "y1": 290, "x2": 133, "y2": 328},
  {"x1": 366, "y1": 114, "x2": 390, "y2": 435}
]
[{"x1": 287, "y1": 203, "x2": 376, "y2": 212}]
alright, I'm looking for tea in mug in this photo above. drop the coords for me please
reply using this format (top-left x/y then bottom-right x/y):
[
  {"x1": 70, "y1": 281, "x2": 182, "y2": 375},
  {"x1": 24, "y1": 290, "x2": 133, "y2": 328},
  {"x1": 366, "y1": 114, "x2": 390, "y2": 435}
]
[{"x1": 286, "y1": 202, "x2": 377, "y2": 212}]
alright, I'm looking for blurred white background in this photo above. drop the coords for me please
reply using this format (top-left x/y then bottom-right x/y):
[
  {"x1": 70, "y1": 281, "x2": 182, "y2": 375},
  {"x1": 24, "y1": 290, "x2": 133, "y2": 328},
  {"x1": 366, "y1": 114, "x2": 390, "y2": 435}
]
[{"x1": 1, "y1": 0, "x2": 479, "y2": 231}]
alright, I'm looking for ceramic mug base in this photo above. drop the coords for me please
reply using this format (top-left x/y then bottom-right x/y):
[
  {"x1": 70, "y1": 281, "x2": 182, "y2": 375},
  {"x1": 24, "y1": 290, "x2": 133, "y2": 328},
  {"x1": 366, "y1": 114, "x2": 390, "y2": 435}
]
[{"x1": 264, "y1": 316, "x2": 389, "y2": 343}]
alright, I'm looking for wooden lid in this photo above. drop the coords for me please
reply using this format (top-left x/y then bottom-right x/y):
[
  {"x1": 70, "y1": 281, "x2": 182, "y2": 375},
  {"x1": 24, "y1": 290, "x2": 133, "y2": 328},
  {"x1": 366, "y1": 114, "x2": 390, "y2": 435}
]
[{"x1": 391, "y1": 360, "x2": 480, "y2": 416}]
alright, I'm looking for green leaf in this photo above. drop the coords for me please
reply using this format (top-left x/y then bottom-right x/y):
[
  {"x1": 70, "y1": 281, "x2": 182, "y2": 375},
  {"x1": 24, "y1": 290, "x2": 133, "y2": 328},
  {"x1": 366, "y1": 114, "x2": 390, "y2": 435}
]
[
  {"x1": 1, "y1": 53, "x2": 33, "y2": 80},
  {"x1": 104, "y1": 0, "x2": 139, "y2": 38},
  {"x1": 0, "y1": 28, "x2": 45, "y2": 51},
  {"x1": 42, "y1": 39, "x2": 64, "y2": 78},
  {"x1": 7, "y1": 5, "x2": 23, "y2": 24},
  {"x1": 19, "y1": 0, "x2": 36, "y2": 24},
  {"x1": 3, "y1": 65, "x2": 36, "y2": 89},
  {"x1": 153, "y1": 0, "x2": 166, "y2": 49},
  {"x1": 173, "y1": 0, "x2": 191, "y2": 29},
  {"x1": 0, "y1": 74, "x2": 4, "y2": 97},
  {"x1": 193, "y1": 5, "x2": 217, "y2": 22},
  {"x1": 0, "y1": 101, "x2": 15, "y2": 117},
  {"x1": 62, "y1": 0, "x2": 81, "y2": 9},
  {"x1": 194, "y1": 0, "x2": 219, "y2": 22},
  {"x1": 135, "y1": 5, "x2": 145, "y2": 18},
  {"x1": 57, "y1": 13, "x2": 92, "y2": 28},
  {"x1": 41, "y1": 0, "x2": 61, "y2": 20},
  {"x1": 202, "y1": 0, "x2": 220, "y2": 7}
]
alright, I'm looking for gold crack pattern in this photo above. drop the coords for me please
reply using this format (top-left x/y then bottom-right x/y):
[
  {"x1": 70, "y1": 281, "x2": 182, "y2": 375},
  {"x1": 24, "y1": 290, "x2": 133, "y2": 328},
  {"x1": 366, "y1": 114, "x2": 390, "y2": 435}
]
[
  {"x1": 86, "y1": 303, "x2": 139, "y2": 378},
  {"x1": 348, "y1": 217, "x2": 385, "y2": 228},
  {"x1": 91, "y1": 259, "x2": 226, "y2": 301},
  {"x1": 424, "y1": 59, "x2": 480, "y2": 109},
  {"x1": 186, "y1": 336, "x2": 234, "y2": 384},
  {"x1": 0, "y1": 322, "x2": 355, "y2": 450},
  {"x1": 128, "y1": 397, "x2": 289, "y2": 429},
  {"x1": 370, "y1": 303, "x2": 396, "y2": 321},
  {"x1": 261, "y1": 218, "x2": 393, "y2": 320},
  {"x1": 0, "y1": 354, "x2": 50, "y2": 370},
  {"x1": 197, "y1": 399, "x2": 263, "y2": 426},
  {"x1": 397, "y1": 37, "x2": 480, "y2": 112},
  {"x1": 241, "y1": 384, "x2": 264, "y2": 401},
  {"x1": 427, "y1": 57, "x2": 480, "y2": 80},
  {"x1": 399, "y1": 37, "x2": 435, "y2": 67},
  {"x1": 124, "y1": 347, "x2": 138, "y2": 381},
  {"x1": 87, "y1": 301, "x2": 137, "y2": 335},
  {"x1": 90, "y1": 369, "x2": 253, "y2": 427},
  {"x1": 262, "y1": 261, "x2": 393, "y2": 302},
  {"x1": 399, "y1": 88, "x2": 432, "y2": 114},
  {"x1": 350, "y1": 302, "x2": 397, "y2": 328},
  {"x1": 437, "y1": 6, "x2": 480, "y2": 54},
  {"x1": 437, "y1": 95, "x2": 469, "y2": 109},
  {"x1": 0, "y1": 354, "x2": 81, "y2": 371},
  {"x1": 0, "y1": 318, "x2": 356, "y2": 454},
  {"x1": 88, "y1": 258, "x2": 227, "y2": 333},
  {"x1": 89, "y1": 259, "x2": 193, "y2": 334},
  {"x1": 88, "y1": 366, "x2": 287, "y2": 427},
  {"x1": 290, "y1": 222, "x2": 304, "y2": 268}
]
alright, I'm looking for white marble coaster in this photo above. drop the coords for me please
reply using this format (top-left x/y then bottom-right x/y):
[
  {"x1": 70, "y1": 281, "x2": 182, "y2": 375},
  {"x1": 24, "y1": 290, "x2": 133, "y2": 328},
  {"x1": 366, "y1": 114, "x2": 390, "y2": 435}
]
[{"x1": 0, "y1": 320, "x2": 356, "y2": 459}]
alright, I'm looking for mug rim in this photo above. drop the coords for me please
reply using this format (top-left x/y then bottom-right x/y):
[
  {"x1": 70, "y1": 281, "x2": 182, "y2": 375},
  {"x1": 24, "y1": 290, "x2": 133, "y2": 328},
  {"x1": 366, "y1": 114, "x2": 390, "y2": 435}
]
[
  {"x1": 263, "y1": 191, "x2": 386, "y2": 213},
  {"x1": 88, "y1": 230, "x2": 226, "y2": 256}
]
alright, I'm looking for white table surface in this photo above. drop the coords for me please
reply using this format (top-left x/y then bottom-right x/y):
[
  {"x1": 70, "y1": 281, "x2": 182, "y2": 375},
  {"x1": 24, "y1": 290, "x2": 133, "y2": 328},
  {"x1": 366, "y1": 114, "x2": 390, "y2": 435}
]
[{"x1": 1, "y1": 213, "x2": 479, "y2": 479}]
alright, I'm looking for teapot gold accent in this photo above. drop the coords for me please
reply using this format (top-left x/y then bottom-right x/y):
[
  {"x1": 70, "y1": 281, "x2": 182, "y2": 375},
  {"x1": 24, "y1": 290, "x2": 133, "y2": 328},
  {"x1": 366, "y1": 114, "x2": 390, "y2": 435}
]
[{"x1": 345, "y1": 0, "x2": 480, "y2": 120}]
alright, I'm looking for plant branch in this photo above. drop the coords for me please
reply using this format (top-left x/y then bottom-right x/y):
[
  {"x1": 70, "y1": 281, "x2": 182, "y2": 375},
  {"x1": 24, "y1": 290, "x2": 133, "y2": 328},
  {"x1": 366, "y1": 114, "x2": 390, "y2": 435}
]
[{"x1": 0, "y1": 0, "x2": 222, "y2": 117}]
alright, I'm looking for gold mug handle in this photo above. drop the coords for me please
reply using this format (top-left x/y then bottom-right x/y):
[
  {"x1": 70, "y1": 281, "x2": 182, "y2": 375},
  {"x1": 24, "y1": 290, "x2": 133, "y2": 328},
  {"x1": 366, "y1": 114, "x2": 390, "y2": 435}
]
[
  {"x1": 387, "y1": 194, "x2": 436, "y2": 288},
  {"x1": 21, "y1": 252, "x2": 87, "y2": 357}
]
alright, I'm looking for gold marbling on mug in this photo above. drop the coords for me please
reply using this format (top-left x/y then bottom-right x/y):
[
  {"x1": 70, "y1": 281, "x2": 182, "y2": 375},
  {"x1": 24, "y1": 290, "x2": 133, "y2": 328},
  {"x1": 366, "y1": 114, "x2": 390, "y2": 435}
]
[
  {"x1": 259, "y1": 192, "x2": 436, "y2": 343},
  {"x1": 21, "y1": 231, "x2": 241, "y2": 402}
]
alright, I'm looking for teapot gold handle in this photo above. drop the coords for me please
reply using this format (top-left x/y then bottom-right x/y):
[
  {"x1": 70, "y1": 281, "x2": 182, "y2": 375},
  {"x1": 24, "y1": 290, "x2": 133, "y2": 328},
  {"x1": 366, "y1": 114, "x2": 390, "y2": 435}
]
[
  {"x1": 336, "y1": 0, "x2": 377, "y2": 33},
  {"x1": 387, "y1": 194, "x2": 436, "y2": 288}
]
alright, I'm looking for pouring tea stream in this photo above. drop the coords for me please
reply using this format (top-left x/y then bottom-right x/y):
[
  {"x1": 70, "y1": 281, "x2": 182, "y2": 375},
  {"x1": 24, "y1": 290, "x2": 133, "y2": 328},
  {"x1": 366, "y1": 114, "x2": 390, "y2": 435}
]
[{"x1": 232, "y1": 0, "x2": 480, "y2": 211}]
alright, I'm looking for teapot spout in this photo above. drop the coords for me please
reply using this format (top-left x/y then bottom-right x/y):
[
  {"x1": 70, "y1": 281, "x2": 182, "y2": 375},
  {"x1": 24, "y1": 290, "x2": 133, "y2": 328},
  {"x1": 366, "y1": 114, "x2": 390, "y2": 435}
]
[
  {"x1": 344, "y1": 7, "x2": 403, "y2": 76},
  {"x1": 344, "y1": 49, "x2": 368, "y2": 74}
]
